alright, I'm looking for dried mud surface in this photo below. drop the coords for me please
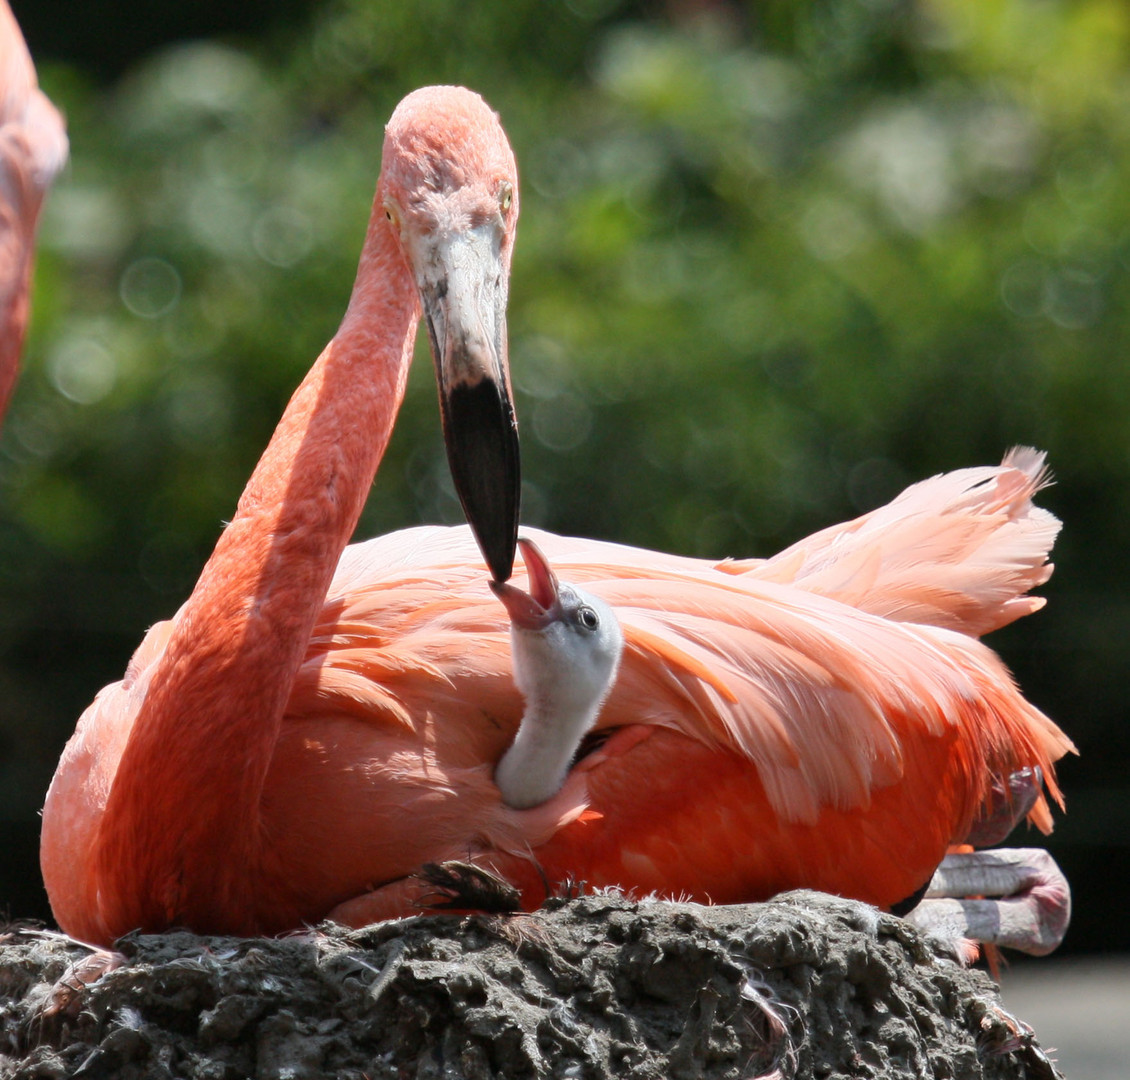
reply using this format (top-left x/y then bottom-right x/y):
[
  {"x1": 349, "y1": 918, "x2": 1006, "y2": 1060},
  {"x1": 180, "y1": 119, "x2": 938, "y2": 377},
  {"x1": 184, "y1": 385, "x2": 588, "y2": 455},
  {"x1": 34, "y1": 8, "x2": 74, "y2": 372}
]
[{"x1": 1, "y1": 890, "x2": 1062, "y2": 1080}]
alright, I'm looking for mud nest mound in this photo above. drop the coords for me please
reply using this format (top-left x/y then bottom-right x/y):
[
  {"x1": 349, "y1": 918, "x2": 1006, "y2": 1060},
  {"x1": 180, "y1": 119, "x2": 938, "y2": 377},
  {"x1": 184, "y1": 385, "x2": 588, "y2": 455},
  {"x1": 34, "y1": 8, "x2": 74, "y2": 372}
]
[{"x1": 1, "y1": 890, "x2": 1061, "y2": 1080}]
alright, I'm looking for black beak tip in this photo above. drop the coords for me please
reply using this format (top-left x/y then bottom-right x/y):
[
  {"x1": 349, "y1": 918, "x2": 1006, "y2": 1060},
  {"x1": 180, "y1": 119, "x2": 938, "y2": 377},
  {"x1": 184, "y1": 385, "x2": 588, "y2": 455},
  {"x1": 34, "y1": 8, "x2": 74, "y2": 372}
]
[
  {"x1": 482, "y1": 527, "x2": 517, "y2": 583},
  {"x1": 441, "y1": 378, "x2": 521, "y2": 584}
]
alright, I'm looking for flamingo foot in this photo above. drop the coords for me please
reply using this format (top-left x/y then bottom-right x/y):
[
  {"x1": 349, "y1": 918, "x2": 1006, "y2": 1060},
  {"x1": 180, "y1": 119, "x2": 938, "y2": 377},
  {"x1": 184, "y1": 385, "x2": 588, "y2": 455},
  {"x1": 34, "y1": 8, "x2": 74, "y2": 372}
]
[
  {"x1": 905, "y1": 847, "x2": 1071, "y2": 958},
  {"x1": 415, "y1": 860, "x2": 523, "y2": 913},
  {"x1": 327, "y1": 861, "x2": 526, "y2": 927}
]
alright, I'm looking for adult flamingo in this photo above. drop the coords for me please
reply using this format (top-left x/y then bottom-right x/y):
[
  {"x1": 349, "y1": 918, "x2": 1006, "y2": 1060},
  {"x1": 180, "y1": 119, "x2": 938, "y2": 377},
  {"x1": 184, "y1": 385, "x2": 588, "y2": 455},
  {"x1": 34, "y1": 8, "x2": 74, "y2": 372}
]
[
  {"x1": 41, "y1": 86, "x2": 1072, "y2": 948},
  {"x1": 0, "y1": 0, "x2": 67, "y2": 421}
]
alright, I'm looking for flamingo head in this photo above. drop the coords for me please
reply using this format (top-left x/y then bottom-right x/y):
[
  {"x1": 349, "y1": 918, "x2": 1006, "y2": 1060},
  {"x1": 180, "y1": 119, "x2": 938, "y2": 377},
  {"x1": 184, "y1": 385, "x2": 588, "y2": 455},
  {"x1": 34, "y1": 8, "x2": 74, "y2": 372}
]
[
  {"x1": 491, "y1": 537, "x2": 623, "y2": 724},
  {"x1": 380, "y1": 86, "x2": 521, "y2": 582}
]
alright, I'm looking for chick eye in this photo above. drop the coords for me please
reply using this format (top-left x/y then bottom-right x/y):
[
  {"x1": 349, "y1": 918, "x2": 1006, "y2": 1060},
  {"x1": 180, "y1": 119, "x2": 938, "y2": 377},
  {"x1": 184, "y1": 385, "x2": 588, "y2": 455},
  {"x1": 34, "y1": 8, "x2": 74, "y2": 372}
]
[
  {"x1": 499, "y1": 183, "x2": 513, "y2": 211},
  {"x1": 577, "y1": 606, "x2": 599, "y2": 631}
]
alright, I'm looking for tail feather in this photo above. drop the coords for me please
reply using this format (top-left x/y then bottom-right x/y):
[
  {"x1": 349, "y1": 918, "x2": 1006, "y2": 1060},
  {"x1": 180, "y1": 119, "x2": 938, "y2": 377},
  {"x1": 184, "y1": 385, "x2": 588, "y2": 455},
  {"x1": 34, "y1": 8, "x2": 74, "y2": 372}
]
[{"x1": 735, "y1": 449, "x2": 1059, "y2": 639}]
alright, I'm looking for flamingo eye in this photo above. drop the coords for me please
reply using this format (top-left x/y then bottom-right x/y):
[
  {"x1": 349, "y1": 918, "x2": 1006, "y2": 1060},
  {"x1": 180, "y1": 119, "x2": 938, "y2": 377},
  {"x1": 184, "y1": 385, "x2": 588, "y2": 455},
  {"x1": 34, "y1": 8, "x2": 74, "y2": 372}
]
[
  {"x1": 383, "y1": 202, "x2": 401, "y2": 228},
  {"x1": 577, "y1": 606, "x2": 599, "y2": 631},
  {"x1": 499, "y1": 183, "x2": 513, "y2": 212}
]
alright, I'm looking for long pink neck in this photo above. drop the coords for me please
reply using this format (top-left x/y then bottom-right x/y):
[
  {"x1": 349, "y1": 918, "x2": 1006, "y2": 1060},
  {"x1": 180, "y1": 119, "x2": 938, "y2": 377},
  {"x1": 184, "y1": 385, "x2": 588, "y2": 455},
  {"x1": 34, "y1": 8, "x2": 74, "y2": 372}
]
[
  {"x1": 96, "y1": 198, "x2": 419, "y2": 934},
  {"x1": 0, "y1": 279, "x2": 29, "y2": 425}
]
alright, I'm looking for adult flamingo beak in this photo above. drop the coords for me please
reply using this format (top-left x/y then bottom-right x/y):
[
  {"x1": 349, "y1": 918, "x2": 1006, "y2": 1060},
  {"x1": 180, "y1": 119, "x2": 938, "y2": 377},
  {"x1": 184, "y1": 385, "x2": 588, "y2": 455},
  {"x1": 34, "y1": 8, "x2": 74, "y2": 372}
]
[
  {"x1": 417, "y1": 223, "x2": 520, "y2": 582},
  {"x1": 490, "y1": 538, "x2": 560, "y2": 630}
]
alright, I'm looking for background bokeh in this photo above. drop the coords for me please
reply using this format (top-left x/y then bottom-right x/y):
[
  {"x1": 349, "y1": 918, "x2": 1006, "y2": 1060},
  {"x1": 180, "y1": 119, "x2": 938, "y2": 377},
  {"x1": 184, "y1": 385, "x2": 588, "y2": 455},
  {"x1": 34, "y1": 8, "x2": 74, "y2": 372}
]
[{"x1": 3, "y1": 0, "x2": 1127, "y2": 967}]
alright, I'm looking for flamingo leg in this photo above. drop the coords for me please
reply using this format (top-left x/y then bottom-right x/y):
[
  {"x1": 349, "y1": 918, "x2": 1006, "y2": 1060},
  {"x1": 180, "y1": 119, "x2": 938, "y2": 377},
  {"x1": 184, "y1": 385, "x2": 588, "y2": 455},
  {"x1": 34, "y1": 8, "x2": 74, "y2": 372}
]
[
  {"x1": 328, "y1": 875, "x2": 453, "y2": 927},
  {"x1": 905, "y1": 847, "x2": 1071, "y2": 957}
]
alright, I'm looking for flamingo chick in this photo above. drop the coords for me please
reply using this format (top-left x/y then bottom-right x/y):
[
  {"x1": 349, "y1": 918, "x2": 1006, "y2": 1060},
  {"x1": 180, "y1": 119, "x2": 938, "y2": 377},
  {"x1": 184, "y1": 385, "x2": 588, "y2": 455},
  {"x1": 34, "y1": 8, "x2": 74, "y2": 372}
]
[{"x1": 491, "y1": 538, "x2": 624, "y2": 809}]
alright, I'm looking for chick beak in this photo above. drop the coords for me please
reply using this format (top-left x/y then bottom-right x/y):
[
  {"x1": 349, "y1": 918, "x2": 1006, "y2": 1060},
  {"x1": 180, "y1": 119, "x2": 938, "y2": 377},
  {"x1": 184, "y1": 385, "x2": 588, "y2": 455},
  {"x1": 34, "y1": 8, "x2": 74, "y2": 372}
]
[{"x1": 490, "y1": 537, "x2": 559, "y2": 630}]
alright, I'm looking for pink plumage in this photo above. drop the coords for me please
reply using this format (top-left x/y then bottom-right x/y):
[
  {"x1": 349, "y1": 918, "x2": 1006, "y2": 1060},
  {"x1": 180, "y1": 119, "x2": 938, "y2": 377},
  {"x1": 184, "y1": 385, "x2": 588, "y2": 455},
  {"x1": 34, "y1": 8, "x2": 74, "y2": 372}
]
[
  {"x1": 39, "y1": 86, "x2": 1072, "y2": 946},
  {"x1": 0, "y1": 0, "x2": 66, "y2": 421}
]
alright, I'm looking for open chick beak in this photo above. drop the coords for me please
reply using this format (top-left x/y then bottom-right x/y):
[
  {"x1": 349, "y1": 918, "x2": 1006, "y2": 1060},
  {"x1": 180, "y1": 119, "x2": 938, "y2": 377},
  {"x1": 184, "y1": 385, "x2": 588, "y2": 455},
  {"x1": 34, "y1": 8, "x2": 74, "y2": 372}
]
[
  {"x1": 490, "y1": 537, "x2": 559, "y2": 630},
  {"x1": 418, "y1": 223, "x2": 520, "y2": 582}
]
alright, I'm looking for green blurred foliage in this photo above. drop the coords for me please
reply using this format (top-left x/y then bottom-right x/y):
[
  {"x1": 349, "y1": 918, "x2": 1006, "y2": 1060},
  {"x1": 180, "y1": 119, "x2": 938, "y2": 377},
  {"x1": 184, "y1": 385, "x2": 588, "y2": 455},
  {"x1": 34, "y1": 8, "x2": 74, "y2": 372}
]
[{"x1": 3, "y1": 0, "x2": 1128, "y2": 947}]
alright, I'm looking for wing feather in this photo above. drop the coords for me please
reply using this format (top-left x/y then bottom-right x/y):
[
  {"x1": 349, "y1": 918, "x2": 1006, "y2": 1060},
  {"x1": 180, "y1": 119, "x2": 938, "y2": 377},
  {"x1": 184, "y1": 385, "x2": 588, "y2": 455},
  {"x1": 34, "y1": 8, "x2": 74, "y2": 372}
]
[
  {"x1": 54, "y1": 452, "x2": 1071, "y2": 934},
  {"x1": 292, "y1": 522, "x2": 1071, "y2": 833},
  {"x1": 747, "y1": 448, "x2": 1059, "y2": 636}
]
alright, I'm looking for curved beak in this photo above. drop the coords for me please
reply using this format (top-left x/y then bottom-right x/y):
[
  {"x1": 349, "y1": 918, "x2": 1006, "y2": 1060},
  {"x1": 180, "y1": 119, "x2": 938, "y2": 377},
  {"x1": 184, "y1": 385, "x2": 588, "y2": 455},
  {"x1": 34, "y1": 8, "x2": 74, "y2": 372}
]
[
  {"x1": 417, "y1": 223, "x2": 520, "y2": 582},
  {"x1": 490, "y1": 537, "x2": 559, "y2": 630}
]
